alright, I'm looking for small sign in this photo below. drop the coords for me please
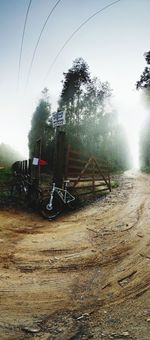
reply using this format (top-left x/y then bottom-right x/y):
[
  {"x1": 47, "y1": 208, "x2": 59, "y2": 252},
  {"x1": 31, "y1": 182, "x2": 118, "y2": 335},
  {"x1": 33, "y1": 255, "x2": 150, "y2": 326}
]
[
  {"x1": 32, "y1": 157, "x2": 39, "y2": 165},
  {"x1": 52, "y1": 111, "x2": 65, "y2": 127}
]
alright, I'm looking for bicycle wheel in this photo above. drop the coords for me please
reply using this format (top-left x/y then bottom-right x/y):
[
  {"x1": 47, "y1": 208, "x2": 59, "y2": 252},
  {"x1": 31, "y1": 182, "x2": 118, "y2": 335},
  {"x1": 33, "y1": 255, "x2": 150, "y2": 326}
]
[
  {"x1": 66, "y1": 190, "x2": 80, "y2": 211},
  {"x1": 40, "y1": 194, "x2": 63, "y2": 220},
  {"x1": 28, "y1": 186, "x2": 42, "y2": 209}
]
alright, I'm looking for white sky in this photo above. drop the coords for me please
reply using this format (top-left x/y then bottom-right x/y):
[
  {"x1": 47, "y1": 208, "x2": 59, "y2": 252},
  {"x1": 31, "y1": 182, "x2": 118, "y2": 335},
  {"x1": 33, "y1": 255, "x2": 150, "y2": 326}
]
[{"x1": 0, "y1": 0, "x2": 149, "y2": 165}]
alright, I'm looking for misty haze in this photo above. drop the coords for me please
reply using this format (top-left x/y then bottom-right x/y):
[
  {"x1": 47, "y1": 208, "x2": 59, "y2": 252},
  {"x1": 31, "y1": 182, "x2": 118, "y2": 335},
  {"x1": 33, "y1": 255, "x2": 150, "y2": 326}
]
[{"x1": 0, "y1": 1, "x2": 150, "y2": 339}]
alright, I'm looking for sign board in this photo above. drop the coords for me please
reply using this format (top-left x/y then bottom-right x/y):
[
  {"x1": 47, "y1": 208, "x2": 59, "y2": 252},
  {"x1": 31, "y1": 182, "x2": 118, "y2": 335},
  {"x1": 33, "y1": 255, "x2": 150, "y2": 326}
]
[
  {"x1": 52, "y1": 111, "x2": 65, "y2": 127},
  {"x1": 32, "y1": 157, "x2": 39, "y2": 165}
]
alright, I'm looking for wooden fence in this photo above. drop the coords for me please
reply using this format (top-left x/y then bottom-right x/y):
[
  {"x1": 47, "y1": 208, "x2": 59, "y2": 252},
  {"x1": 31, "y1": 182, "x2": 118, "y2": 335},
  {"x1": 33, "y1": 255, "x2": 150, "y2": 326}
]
[
  {"x1": 65, "y1": 145, "x2": 111, "y2": 195},
  {"x1": 12, "y1": 159, "x2": 32, "y2": 176},
  {"x1": 10, "y1": 132, "x2": 111, "y2": 198}
]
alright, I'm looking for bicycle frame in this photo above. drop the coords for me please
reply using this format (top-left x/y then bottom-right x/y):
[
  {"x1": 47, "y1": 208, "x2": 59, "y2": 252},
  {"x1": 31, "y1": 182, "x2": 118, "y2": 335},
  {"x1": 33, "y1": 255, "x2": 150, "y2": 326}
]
[{"x1": 47, "y1": 181, "x2": 75, "y2": 211}]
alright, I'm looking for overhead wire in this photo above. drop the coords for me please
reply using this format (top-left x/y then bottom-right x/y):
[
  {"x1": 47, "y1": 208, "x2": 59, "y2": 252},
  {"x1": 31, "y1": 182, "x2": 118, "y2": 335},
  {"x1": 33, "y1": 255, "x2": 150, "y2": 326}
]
[
  {"x1": 26, "y1": 0, "x2": 62, "y2": 86},
  {"x1": 44, "y1": 0, "x2": 122, "y2": 82},
  {"x1": 18, "y1": 0, "x2": 32, "y2": 88}
]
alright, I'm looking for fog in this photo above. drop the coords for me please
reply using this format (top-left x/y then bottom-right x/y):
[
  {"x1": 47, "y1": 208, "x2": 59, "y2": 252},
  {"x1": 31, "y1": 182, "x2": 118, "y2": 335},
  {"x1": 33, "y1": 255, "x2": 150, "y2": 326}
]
[
  {"x1": 0, "y1": 143, "x2": 23, "y2": 166},
  {"x1": 114, "y1": 90, "x2": 148, "y2": 169}
]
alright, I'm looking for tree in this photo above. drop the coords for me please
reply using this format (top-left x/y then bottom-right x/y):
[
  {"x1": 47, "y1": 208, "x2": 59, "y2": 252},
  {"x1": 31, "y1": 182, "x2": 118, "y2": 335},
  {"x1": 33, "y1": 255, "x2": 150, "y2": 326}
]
[
  {"x1": 136, "y1": 51, "x2": 150, "y2": 90},
  {"x1": 59, "y1": 58, "x2": 90, "y2": 126},
  {"x1": 28, "y1": 60, "x2": 130, "y2": 172},
  {"x1": 139, "y1": 118, "x2": 150, "y2": 169},
  {"x1": 0, "y1": 143, "x2": 23, "y2": 166},
  {"x1": 28, "y1": 88, "x2": 52, "y2": 158},
  {"x1": 79, "y1": 77, "x2": 112, "y2": 158},
  {"x1": 58, "y1": 58, "x2": 112, "y2": 150},
  {"x1": 136, "y1": 51, "x2": 150, "y2": 169},
  {"x1": 58, "y1": 58, "x2": 130, "y2": 170}
]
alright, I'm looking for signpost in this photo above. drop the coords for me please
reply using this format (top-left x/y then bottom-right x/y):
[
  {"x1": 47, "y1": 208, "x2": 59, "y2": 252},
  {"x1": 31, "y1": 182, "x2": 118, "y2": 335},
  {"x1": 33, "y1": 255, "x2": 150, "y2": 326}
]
[
  {"x1": 52, "y1": 111, "x2": 66, "y2": 187},
  {"x1": 52, "y1": 111, "x2": 65, "y2": 128}
]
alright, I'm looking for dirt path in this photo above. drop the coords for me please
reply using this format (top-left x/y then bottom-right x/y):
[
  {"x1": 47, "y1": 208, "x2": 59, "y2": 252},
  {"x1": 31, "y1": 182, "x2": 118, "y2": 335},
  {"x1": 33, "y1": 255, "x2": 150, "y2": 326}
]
[{"x1": 0, "y1": 171, "x2": 150, "y2": 339}]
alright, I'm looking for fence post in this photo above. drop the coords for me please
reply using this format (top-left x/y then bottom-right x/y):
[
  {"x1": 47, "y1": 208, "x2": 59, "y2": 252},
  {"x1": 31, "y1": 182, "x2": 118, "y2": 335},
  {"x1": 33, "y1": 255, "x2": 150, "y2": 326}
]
[
  {"x1": 108, "y1": 167, "x2": 111, "y2": 192},
  {"x1": 64, "y1": 144, "x2": 71, "y2": 180},
  {"x1": 24, "y1": 160, "x2": 27, "y2": 175},
  {"x1": 32, "y1": 139, "x2": 42, "y2": 188},
  {"x1": 92, "y1": 158, "x2": 95, "y2": 195},
  {"x1": 53, "y1": 130, "x2": 66, "y2": 188},
  {"x1": 28, "y1": 159, "x2": 32, "y2": 177}
]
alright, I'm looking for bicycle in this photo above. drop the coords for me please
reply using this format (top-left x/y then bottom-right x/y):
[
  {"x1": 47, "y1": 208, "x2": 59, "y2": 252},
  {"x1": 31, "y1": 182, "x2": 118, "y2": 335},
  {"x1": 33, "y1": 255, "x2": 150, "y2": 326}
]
[
  {"x1": 11, "y1": 173, "x2": 43, "y2": 209},
  {"x1": 40, "y1": 180, "x2": 78, "y2": 220},
  {"x1": 11, "y1": 173, "x2": 29, "y2": 199}
]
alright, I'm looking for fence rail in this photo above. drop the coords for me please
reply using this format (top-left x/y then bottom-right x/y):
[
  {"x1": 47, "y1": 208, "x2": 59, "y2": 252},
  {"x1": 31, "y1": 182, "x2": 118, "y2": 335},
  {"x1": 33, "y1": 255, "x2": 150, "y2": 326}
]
[
  {"x1": 65, "y1": 145, "x2": 111, "y2": 195},
  {"x1": 10, "y1": 134, "x2": 111, "y2": 202}
]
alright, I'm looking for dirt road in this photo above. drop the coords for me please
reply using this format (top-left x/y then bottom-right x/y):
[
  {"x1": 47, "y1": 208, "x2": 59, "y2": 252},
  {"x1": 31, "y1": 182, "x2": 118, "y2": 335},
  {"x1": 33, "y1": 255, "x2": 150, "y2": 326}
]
[{"x1": 0, "y1": 171, "x2": 150, "y2": 339}]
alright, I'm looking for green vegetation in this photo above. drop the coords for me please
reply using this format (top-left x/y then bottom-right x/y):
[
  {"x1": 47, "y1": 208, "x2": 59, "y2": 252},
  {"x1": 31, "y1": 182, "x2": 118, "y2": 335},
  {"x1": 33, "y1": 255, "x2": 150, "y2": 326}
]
[
  {"x1": 141, "y1": 166, "x2": 150, "y2": 174},
  {"x1": 0, "y1": 146, "x2": 22, "y2": 205},
  {"x1": 28, "y1": 88, "x2": 53, "y2": 158},
  {"x1": 111, "y1": 180, "x2": 119, "y2": 188},
  {"x1": 0, "y1": 143, "x2": 23, "y2": 167},
  {"x1": 136, "y1": 51, "x2": 150, "y2": 90},
  {"x1": 0, "y1": 168, "x2": 12, "y2": 183},
  {"x1": 136, "y1": 51, "x2": 150, "y2": 171},
  {"x1": 0, "y1": 168, "x2": 13, "y2": 206},
  {"x1": 28, "y1": 58, "x2": 130, "y2": 172}
]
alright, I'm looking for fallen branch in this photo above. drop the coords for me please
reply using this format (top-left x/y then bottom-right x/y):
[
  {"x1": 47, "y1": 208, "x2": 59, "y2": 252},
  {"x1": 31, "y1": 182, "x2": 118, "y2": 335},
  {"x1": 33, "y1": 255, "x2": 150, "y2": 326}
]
[
  {"x1": 87, "y1": 227, "x2": 99, "y2": 234},
  {"x1": 118, "y1": 270, "x2": 137, "y2": 286},
  {"x1": 102, "y1": 282, "x2": 111, "y2": 290},
  {"x1": 139, "y1": 253, "x2": 150, "y2": 259},
  {"x1": 120, "y1": 225, "x2": 134, "y2": 232}
]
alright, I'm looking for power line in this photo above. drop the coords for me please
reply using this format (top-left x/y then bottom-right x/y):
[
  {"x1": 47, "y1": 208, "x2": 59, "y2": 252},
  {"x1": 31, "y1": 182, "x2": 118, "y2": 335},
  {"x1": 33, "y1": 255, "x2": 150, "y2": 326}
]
[
  {"x1": 18, "y1": 0, "x2": 32, "y2": 87},
  {"x1": 44, "y1": 0, "x2": 122, "y2": 81},
  {"x1": 26, "y1": 0, "x2": 62, "y2": 86}
]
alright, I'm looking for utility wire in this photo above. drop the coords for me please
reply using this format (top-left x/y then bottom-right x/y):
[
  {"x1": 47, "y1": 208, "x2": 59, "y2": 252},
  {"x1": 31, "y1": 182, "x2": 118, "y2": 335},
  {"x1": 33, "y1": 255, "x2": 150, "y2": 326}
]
[
  {"x1": 18, "y1": 0, "x2": 32, "y2": 88},
  {"x1": 26, "y1": 0, "x2": 62, "y2": 86},
  {"x1": 44, "y1": 0, "x2": 122, "y2": 81}
]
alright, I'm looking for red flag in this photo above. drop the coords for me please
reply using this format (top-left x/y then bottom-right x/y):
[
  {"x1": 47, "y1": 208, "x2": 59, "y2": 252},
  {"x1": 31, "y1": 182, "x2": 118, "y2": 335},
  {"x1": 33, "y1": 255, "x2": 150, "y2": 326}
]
[{"x1": 39, "y1": 159, "x2": 47, "y2": 166}]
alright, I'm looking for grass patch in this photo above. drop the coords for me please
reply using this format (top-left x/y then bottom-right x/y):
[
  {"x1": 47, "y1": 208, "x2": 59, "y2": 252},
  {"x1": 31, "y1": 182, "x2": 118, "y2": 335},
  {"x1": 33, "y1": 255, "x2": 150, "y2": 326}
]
[
  {"x1": 0, "y1": 167, "x2": 12, "y2": 184},
  {"x1": 0, "y1": 168, "x2": 13, "y2": 206},
  {"x1": 141, "y1": 166, "x2": 150, "y2": 174},
  {"x1": 111, "y1": 180, "x2": 119, "y2": 188}
]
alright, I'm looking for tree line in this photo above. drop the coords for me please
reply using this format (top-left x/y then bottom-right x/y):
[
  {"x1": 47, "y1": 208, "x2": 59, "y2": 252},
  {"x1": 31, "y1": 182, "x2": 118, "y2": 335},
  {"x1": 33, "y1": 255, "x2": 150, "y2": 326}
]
[
  {"x1": 136, "y1": 51, "x2": 150, "y2": 171},
  {"x1": 28, "y1": 58, "x2": 130, "y2": 171},
  {"x1": 0, "y1": 143, "x2": 22, "y2": 167}
]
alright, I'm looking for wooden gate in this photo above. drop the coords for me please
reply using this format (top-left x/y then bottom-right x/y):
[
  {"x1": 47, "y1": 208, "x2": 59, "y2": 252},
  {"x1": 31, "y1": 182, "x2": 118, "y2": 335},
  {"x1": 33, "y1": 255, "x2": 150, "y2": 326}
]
[
  {"x1": 11, "y1": 133, "x2": 111, "y2": 198},
  {"x1": 65, "y1": 145, "x2": 111, "y2": 196}
]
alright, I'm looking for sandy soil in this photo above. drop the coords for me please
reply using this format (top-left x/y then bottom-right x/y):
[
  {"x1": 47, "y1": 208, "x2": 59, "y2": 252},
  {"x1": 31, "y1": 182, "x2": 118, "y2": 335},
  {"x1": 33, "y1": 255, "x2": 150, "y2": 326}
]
[{"x1": 0, "y1": 170, "x2": 150, "y2": 339}]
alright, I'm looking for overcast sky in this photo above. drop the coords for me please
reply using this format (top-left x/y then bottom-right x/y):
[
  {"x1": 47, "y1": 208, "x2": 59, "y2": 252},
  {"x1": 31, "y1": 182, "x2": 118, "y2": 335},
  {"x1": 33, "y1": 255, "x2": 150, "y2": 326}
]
[{"x1": 0, "y1": 0, "x2": 150, "y2": 164}]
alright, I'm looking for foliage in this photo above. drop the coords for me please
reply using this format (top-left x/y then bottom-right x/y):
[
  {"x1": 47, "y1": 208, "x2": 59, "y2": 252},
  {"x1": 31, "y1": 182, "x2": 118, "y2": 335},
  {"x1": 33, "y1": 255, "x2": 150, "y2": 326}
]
[
  {"x1": 136, "y1": 51, "x2": 150, "y2": 90},
  {"x1": 0, "y1": 167, "x2": 12, "y2": 183},
  {"x1": 28, "y1": 88, "x2": 54, "y2": 159},
  {"x1": 136, "y1": 52, "x2": 150, "y2": 168},
  {"x1": 60, "y1": 57, "x2": 90, "y2": 106},
  {"x1": 138, "y1": 117, "x2": 150, "y2": 168},
  {"x1": 0, "y1": 143, "x2": 22, "y2": 166},
  {"x1": 0, "y1": 168, "x2": 13, "y2": 207},
  {"x1": 58, "y1": 57, "x2": 90, "y2": 134},
  {"x1": 141, "y1": 166, "x2": 150, "y2": 173},
  {"x1": 111, "y1": 180, "x2": 119, "y2": 188},
  {"x1": 28, "y1": 59, "x2": 130, "y2": 172},
  {"x1": 59, "y1": 58, "x2": 130, "y2": 170}
]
